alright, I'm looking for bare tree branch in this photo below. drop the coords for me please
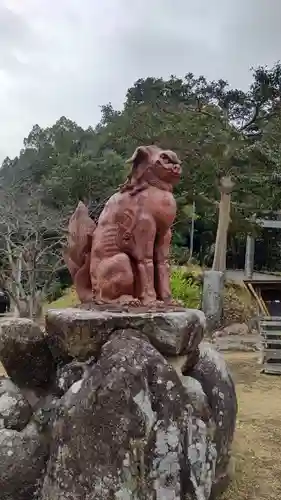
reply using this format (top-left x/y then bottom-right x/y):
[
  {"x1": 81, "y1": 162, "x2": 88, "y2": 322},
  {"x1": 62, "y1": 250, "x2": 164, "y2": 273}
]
[{"x1": 0, "y1": 187, "x2": 66, "y2": 318}]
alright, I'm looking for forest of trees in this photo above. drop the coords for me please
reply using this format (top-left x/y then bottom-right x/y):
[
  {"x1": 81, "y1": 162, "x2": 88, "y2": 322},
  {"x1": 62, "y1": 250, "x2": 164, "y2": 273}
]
[{"x1": 1, "y1": 62, "x2": 281, "y2": 313}]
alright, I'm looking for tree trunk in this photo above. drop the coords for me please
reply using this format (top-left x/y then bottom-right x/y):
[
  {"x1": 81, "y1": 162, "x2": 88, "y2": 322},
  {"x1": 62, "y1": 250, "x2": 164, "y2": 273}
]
[
  {"x1": 188, "y1": 201, "x2": 196, "y2": 263},
  {"x1": 15, "y1": 295, "x2": 43, "y2": 320},
  {"x1": 212, "y1": 176, "x2": 235, "y2": 272}
]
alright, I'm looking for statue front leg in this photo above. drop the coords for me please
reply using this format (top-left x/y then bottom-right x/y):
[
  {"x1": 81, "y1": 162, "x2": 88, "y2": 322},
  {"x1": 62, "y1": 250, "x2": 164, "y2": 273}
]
[
  {"x1": 137, "y1": 257, "x2": 157, "y2": 305},
  {"x1": 154, "y1": 228, "x2": 173, "y2": 303},
  {"x1": 132, "y1": 219, "x2": 157, "y2": 305}
]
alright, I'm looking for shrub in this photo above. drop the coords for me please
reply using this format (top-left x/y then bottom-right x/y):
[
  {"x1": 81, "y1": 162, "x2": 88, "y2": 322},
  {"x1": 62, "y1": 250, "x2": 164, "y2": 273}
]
[
  {"x1": 170, "y1": 246, "x2": 190, "y2": 265},
  {"x1": 170, "y1": 268, "x2": 201, "y2": 309},
  {"x1": 45, "y1": 279, "x2": 67, "y2": 302}
]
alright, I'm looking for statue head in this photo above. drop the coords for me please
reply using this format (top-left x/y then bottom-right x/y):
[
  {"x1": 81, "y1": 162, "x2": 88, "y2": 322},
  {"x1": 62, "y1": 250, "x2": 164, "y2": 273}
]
[{"x1": 121, "y1": 145, "x2": 182, "y2": 193}]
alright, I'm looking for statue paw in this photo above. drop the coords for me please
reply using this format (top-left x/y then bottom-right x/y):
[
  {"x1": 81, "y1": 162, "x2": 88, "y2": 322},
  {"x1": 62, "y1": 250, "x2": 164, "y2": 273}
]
[
  {"x1": 163, "y1": 298, "x2": 183, "y2": 307},
  {"x1": 140, "y1": 297, "x2": 158, "y2": 307},
  {"x1": 117, "y1": 296, "x2": 141, "y2": 307}
]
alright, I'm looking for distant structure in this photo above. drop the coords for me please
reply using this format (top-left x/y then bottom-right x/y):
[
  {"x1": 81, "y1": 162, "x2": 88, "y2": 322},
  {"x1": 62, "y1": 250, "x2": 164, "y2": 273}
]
[{"x1": 245, "y1": 215, "x2": 281, "y2": 279}]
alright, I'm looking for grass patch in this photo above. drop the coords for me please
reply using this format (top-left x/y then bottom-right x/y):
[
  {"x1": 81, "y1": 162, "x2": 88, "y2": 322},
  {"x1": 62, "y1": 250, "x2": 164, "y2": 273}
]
[{"x1": 45, "y1": 287, "x2": 79, "y2": 310}]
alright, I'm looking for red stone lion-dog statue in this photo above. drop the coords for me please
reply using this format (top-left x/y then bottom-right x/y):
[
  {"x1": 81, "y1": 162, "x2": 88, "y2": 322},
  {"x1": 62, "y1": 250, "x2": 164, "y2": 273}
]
[{"x1": 64, "y1": 145, "x2": 182, "y2": 306}]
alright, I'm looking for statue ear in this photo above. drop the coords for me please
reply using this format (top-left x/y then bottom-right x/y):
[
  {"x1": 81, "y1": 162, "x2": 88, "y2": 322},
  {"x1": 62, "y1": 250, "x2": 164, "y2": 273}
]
[{"x1": 126, "y1": 146, "x2": 149, "y2": 168}]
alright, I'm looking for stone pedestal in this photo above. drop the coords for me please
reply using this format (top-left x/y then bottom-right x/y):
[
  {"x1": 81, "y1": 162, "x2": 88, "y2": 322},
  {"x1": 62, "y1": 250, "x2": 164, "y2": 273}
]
[
  {"x1": 45, "y1": 307, "x2": 206, "y2": 361},
  {"x1": 0, "y1": 308, "x2": 237, "y2": 500}
]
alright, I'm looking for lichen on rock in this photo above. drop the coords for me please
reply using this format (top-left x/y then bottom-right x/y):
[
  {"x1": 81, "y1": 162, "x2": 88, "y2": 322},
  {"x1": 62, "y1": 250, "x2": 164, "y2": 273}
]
[
  {"x1": 0, "y1": 310, "x2": 237, "y2": 500},
  {"x1": 40, "y1": 329, "x2": 220, "y2": 499}
]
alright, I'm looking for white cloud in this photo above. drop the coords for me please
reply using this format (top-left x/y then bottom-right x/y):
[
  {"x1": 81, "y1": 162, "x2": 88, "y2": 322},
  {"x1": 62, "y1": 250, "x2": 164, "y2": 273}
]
[{"x1": 0, "y1": 0, "x2": 281, "y2": 161}]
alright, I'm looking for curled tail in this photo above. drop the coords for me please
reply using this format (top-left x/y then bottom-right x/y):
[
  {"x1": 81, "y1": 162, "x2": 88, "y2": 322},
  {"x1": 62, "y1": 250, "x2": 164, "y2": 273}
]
[{"x1": 63, "y1": 201, "x2": 96, "y2": 302}]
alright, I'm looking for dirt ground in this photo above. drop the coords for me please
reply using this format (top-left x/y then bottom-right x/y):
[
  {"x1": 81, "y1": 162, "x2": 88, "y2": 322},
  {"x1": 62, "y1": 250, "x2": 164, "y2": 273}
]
[
  {"x1": 0, "y1": 352, "x2": 280, "y2": 498},
  {"x1": 222, "y1": 352, "x2": 281, "y2": 500}
]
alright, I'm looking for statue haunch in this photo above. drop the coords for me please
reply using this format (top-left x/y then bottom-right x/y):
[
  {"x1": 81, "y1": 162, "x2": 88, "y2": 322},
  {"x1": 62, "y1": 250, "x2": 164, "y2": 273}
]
[{"x1": 64, "y1": 145, "x2": 182, "y2": 306}]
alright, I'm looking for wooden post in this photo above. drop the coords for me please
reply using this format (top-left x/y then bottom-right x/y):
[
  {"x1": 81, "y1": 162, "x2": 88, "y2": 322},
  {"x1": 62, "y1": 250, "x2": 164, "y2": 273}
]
[{"x1": 245, "y1": 234, "x2": 255, "y2": 279}]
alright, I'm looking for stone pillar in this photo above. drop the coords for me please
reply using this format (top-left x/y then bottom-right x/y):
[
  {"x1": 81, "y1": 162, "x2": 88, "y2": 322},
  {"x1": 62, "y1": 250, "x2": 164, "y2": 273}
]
[
  {"x1": 245, "y1": 234, "x2": 255, "y2": 280},
  {"x1": 202, "y1": 270, "x2": 224, "y2": 332}
]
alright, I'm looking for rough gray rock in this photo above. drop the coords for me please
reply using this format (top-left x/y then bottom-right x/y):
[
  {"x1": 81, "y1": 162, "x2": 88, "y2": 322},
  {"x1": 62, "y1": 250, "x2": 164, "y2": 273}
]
[
  {"x1": 0, "y1": 311, "x2": 237, "y2": 499},
  {"x1": 170, "y1": 342, "x2": 237, "y2": 498},
  {"x1": 0, "y1": 319, "x2": 55, "y2": 391},
  {"x1": 181, "y1": 375, "x2": 212, "y2": 423},
  {"x1": 0, "y1": 377, "x2": 32, "y2": 431},
  {"x1": 186, "y1": 342, "x2": 238, "y2": 498},
  {"x1": 169, "y1": 356, "x2": 212, "y2": 422},
  {"x1": 54, "y1": 357, "x2": 96, "y2": 396},
  {"x1": 41, "y1": 329, "x2": 217, "y2": 500},
  {"x1": 32, "y1": 395, "x2": 61, "y2": 434},
  {"x1": 221, "y1": 322, "x2": 249, "y2": 336},
  {"x1": 45, "y1": 307, "x2": 205, "y2": 361},
  {"x1": 0, "y1": 422, "x2": 49, "y2": 500}
]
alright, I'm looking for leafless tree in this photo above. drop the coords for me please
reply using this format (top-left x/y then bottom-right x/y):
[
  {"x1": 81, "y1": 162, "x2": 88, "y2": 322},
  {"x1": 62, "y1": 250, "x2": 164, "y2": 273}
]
[{"x1": 0, "y1": 188, "x2": 67, "y2": 318}]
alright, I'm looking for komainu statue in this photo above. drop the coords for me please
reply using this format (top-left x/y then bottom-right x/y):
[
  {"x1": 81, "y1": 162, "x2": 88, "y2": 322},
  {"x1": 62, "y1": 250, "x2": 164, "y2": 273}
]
[{"x1": 64, "y1": 145, "x2": 182, "y2": 306}]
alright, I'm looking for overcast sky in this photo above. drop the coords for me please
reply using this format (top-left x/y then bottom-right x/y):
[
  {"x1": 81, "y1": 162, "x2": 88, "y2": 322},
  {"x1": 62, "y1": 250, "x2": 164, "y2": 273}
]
[{"x1": 1, "y1": 0, "x2": 281, "y2": 162}]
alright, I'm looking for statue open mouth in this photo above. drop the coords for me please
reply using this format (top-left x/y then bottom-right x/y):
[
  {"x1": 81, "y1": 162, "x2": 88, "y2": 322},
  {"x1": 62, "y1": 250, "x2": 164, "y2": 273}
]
[{"x1": 171, "y1": 165, "x2": 181, "y2": 177}]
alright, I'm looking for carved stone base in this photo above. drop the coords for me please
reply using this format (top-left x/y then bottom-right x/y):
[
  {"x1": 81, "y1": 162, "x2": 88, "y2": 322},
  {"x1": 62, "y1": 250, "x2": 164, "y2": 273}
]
[{"x1": 45, "y1": 307, "x2": 206, "y2": 362}]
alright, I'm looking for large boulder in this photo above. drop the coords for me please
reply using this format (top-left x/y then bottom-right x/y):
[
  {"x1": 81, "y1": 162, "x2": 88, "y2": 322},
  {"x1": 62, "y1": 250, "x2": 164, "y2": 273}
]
[
  {"x1": 0, "y1": 422, "x2": 49, "y2": 500},
  {"x1": 54, "y1": 357, "x2": 96, "y2": 396},
  {"x1": 0, "y1": 377, "x2": 32, "y2": 431},
  {"x1": 185, "y1": 342, "x2": 238, "y2": 498},
  {"x1": 0, "y1": 319, "x2": 55, "y2": 391},
  {"x1": 169, "y1": 343, "x2": 237, "y2": 498},
  {"x1": 41, "y1": 329, "x2": 217, "y2": 500},
  {"x1": 45, "y1": 307, "x2": 205, "y2": 362},
  {"x1": 0, "y1": 311, "x2": 236, "y2": 499}
]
